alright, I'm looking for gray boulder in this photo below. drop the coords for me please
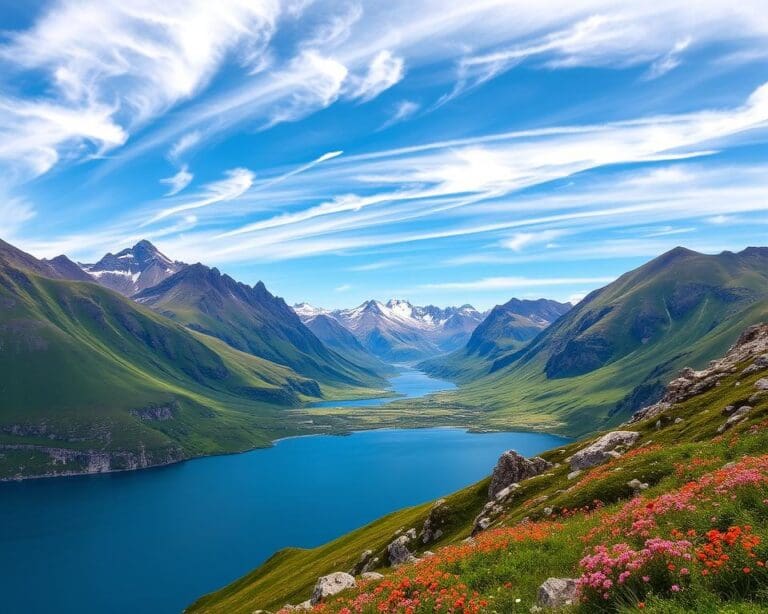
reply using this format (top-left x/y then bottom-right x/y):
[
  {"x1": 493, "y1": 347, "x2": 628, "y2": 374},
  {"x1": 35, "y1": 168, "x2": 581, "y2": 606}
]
[
  {"x1": 537, "y1": 577, "x2": 578, "y2": 608},
  {"x1": 488, "y1": 450, "x2": 552, "y2": 499},
  {"x1": 310, "y1": 572, "x2": 356, "y2": 605},
  {"x1": 420, "y1": 498, "x2": 449, "y2": 544},
  {"x1": 717, "y1": 406, "x2": 752, "y2": 434},
  {"x1": 755, "y1": 378, "x2": 768, "y2": 391},
  {"x1": 387, "y1": 535, "x2": 417, "y2": 566},
  {"x1": 569, "y1": 431, "x2": 640, "y2": 471},
  {"x1": 361, "y1": 572, "x2": 384, "y2": 581}
]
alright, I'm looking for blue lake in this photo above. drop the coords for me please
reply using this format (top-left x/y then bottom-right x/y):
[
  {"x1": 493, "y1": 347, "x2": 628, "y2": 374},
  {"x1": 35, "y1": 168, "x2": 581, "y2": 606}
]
[
  {"x1": 0, "y1": 370, "x2": 569, "y2": 614},
  {"x1": 308, "y1": 365, "x2": 457, "y2": 408}
]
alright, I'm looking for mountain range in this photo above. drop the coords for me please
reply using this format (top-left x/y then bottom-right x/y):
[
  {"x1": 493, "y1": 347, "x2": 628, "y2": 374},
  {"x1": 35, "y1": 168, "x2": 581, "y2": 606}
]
[
  {"x1": 134, "y1": 263, "x2": 384, "y2": 387},
  {"x1": 419, "y1": 298, "x2": 571, "y2": 379},
  {"x1": 0, "y1": 238, "x2": 387, "y2": 480},
  {"x1": 5, "y1": 236, "x2": 768, "y2": 480},
  {"x1": 428, "y1": 246, "x2": 768, "y2": 436},
  {"x1": 294, "y1": 299, "x2": 487, "y2": 361}
]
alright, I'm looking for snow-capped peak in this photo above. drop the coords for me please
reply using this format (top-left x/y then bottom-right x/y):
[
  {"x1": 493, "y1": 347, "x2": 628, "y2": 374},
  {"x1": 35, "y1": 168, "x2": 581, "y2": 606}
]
[{"x1": 293, "y1": 302, "x2": 329, "y2": 318}]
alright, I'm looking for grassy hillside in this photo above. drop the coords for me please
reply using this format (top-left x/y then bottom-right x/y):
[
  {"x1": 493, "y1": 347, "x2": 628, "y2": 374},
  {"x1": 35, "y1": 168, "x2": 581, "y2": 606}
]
[
  {"x1": 190, "y1": 323, "x2": 768, "y2": 613},
  {"x1": 420, "y1": 299, "x2": 571, "y2": 382},
  {"x1": 135, "y1": 264, "x2": 386, "y2": 388},
  {"x1": 428, "y1": 248, "x2": 768, "y2": 436},
  {"x1": 304, "y1": 314, "x2": 396, "y2": 377},
  {"x1": 0, "y1": 253, "x2": 376, "y2": 479}
]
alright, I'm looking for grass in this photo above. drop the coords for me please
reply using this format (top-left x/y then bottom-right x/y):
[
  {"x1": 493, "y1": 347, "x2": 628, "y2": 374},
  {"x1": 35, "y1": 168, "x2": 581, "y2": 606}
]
[
  {"x1": 0, "y1": 267, "x2": 386, "y2": 480},
  {"x1": 189, "y1": 344, "x2": 768, "y2": 613}
]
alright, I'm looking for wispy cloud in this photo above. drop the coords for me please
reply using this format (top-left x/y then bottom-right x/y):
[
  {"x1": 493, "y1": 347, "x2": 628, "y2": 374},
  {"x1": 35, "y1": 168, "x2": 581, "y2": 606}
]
[
  {"x1": 420, "y1": 276, "x2": 615, "y2": 291},
  {"x1": 502, "y1": 230, "x2": 567, "y2": 251},
  {"x1": 381, "y1": 100, "x2": 420, "y2": 129},
  {"x1": 160, "y1": 165, "x2": 194, "y2": 196},
  {"x1": 169, "y1": 131, "x2": 202, "y2": 162},
  {"x1": 348, "y1": 50, "x2": 405, "y2": 102},
  {"x1": 0, "y1": 0, "x2": 280, "y2": 178},
  {"x1": 146, "y1": 167, "x2": 254, "y2": 225},
  {"x1": 334, "y1": 283, "x2": 351, "y2": 292}
]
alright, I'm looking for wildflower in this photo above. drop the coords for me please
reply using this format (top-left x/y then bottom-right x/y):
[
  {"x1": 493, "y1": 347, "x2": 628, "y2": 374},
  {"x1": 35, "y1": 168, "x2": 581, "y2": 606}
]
[{"x1": 671, "y1": 584, "x2": 681, "y2": 592}]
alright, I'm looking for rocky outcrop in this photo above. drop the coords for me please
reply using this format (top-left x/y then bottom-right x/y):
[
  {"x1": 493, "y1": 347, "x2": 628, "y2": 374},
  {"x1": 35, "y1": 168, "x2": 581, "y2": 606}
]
[
  {"x1": 537, "y1": 577, "x2": 578, "y2": 608},
  {"x1": 420, "y1": 498, "x2": 449, "y2": 544},
  {"x1": 0, "y1": 444, "x2": 185, "y2": 480},
  {"x1": 310, "y1": 572, "x2": 356, "y2": 605},
  {"x1": 632, "y1": 323, "x2": 768, "y2": 423},
  {"x1": 488, "y1": 450, "x2": 552, "y2": 499},
  {"x1": 387, "y1": 529, "x2": 418, "y2": 566},
  {"x1": 717, "y1": 406, "x2": 752, "y2": 434},
  {"x1": 569, "y1": 431, "x2": 640, "y2": 471},
  {"x1": 129, "y1": 403, "x2": 177, "y2": 421}
]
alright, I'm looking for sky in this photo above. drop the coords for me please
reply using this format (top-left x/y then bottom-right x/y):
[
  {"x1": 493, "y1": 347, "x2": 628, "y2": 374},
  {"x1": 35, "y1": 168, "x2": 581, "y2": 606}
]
[{"x1": 1, "y1": 1, "x2": 768, "y2": 310}]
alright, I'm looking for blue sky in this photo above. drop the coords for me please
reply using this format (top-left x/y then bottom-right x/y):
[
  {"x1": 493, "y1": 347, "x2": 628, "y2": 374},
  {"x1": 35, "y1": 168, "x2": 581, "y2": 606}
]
[{"x1": 1, "y1": 1, "x2": 768, "y2": 310}]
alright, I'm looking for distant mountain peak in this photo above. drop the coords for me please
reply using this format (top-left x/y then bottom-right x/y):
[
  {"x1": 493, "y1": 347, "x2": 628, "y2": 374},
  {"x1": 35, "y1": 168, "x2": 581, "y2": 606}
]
[
  {"x1": 82, "y1": 240, "x2": 186, "y2": 296},
  {"x1": 292, "y1": 298, "x2": 489, "y2": 361}
]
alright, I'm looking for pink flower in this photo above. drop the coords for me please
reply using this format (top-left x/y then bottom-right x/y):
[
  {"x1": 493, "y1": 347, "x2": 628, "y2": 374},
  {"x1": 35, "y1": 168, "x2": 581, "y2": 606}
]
[{"x1": 671, "y1": 584, "x2": 681, "y2": 592}]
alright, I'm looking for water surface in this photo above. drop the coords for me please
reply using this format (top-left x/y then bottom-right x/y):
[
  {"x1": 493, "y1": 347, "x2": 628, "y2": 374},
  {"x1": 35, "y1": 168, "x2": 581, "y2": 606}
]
[
  {"x1": 0, "y1": 427, "x2": 569, "y2": 614},
  {"x1": 308, "y1": 365, "x2": 456, "y2": 408}
]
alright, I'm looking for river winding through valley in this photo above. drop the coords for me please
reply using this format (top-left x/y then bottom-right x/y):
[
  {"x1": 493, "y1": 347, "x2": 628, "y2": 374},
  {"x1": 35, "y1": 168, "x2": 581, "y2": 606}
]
[{"x1": 0, "y1": 367, "x2": 569, "y2": 614}]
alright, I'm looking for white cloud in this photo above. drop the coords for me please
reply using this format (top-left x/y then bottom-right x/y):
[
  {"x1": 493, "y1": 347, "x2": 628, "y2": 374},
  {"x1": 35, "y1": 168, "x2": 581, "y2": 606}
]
[
  {"x1": 708, "y1": 214, "x2": 735, "y2": 224},
  {"x1": 146, "y1": 167, "x2": 254, "y2": 225},
  {"x1": 264, "y1": 50, "x2": 349, "y2": 127},
  {"x1": 420, "y1": 276, "x2": 615, "y2": 291},
  {"x1": 382, "y1": 100, "x2": 420, "y2": 129},
  {"x1": 0, "y1": 197, "x2": 36, "y2": 238},
  {"x1": 348, "y1": 50, "x2": 405, "y2": 102},
  {"x1": 645, "y1": 37, "x2": 692, "y2": 79},
  {"x1": 0, "y1": 0, "x2": 280, "y2": 177},
  {"x1": 169, "y1": 131, "x2": 202, "y2": 162},
  {"x1": 334, "y1": 283, "x2": 352, "y2": 292},
  {"x1": 160, "y1": 165, "x2": 194, "y2": 196},
  {"x1": 502, "y1": 230, "x2": 566, "y2": 251}
]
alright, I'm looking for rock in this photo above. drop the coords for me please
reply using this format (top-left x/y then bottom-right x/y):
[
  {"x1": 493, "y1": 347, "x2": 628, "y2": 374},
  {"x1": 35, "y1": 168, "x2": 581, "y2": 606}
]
[
  {"x1": 543, "y1": 507, "x2": 553, "y2": 516},
  {"x1": 632, "y1": 324, "x2": 768, "y2": 424},
  {"x1": 537, "y1": 577, "x2": 578, "y2": 608},
  {"x1": 420, "y1": 499, "x2": 449, "y2": 544},
  {"x1": 717, "y1": 406, "x2": 752, "y2": 434},
  {"x1": 422, "y1": 550, "x2": 436, "y2": 557},
  {"x1": 755, "y1": 378, "x2": 768, "y2": 391},
  {"x1": 742, "y1": 362, "x2": 766, "y2": 376},
  {"x1": 674, "y1": 417, "x2": 684, "y2": 424},
  {"x1": 310, "y1": 572, "x2": 356, "y2": 605},
  {"x1": 494, "y1": 483, "x2": 520, "y2": 501},
  {"x1": 488, "y1": 450, "x2": 552, "y2": 499},
  {"x1": 404, "y1": 528, "x2": 417, "y2": 540},
  {"x1": 350, "y1": 549, "x2": 379, "y2": 575},
  {"x1": 361, "y1": 572, "x2": 384, "y2": 581},
  {"x1": 722, "y1": 405, "x2": 736, "y2": 416},
  {"x1": 627, "y1": 478, "x2": 649, "y2": 491},
  {"x1": 567, "y1": 469, "x2": 582, "y2": 480},
  {"x1": 749, "y1": 391, "x2": 768, "y2": 405},
  {"x1": 475, "y1": 517, "x2": 491, "y2": 532},
  {"x1": 387, "y1": 535, "x2": 417, "y2": 566},
  {"x1": 569, "y1": 431, "x2": 640, "y2": 471}
]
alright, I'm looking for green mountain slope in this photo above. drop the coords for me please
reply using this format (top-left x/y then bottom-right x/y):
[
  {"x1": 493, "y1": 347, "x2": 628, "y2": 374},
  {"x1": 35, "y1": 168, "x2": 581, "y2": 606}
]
[
  {"x1": 444, "y1": 247, "x2": 768, "y2": 436},
  {"x1": 0, "y1": 242, "x2": 337, "y2": 480},
  {"x1": 190, "y1": 322, "x2": 768, "y2": 614},
  {"x1": 134, "y1": 264, "x2": 385, "y2": 388},
  {"x1": 420, "y1": 298, "x2": 571, "y2": 381},
  {"x1": 303, "y1": 313, "x2": 395, "y2": 377}
]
